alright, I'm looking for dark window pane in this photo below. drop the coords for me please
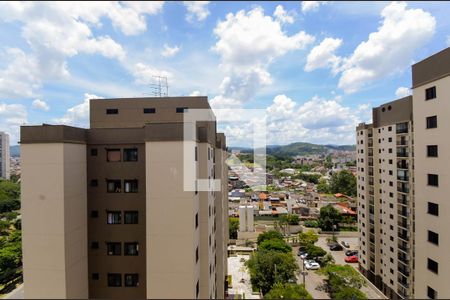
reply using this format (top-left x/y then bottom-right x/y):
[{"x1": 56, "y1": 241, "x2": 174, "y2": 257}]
[
  {"x1": 426, "y1": 116, "x2": 437, "y2": 129},
  {"x1": 106, "y1": 109, "x2": 119, "y2": 115},
  {"x1": 91, "y1": 148, "x2": 98, "y2": 156},
  {"x1": 425, "y1": 86, "x2": 436, "y2": 100},
  {"x1": 143, "y1": 108, "x2": 156, "y2": 114},
  {"x1": 91, "y1": 210, "x2": 98, "y2": 218},
  {"x1": 107, "y1": 211, "x2": 121, "y2": 224},
  {"x1": 108, "y1": 273, "x2": 122, "y2": 287},
  {"x1": 428, "y1": 286, "x2": 437, "y2": 299},
  {"x1": 427, "y1": 145, "x2": 438, "y2": 157},
  {"x1": 124, "y1": 243, "x2": 139, "y2": 256},
  {"x1": 124, "y1": 180, "x2": 138, "y2": 193},
  {"x1": 107, "y1": 180, "x2": 121, "y2": 193},
  {"x1": 428, "y1": 202, "x2": 439, "y2": 216},
  {"x1": 91, "y1": 242, "x2": 99, "y2": 249},
  {"x1": 124, "y1": 274, "x2": 139, "y2": 287},
  {"x1": 124, "y1": 211, "x2": 139, "y2": 224},
  {"x1": 428, "y1": 174, "x2": 439, "y2": 187},
  {"x1": 107, "y1": 242, "x2": 121, "y2": 255},
  {"x1": 90, "y1": 179, "x2": 98, "y2": 187},
  {"x1": 427, "y1": 258, "x2": 438, "y2": 274},
  {"x1": 124, "y1": 148, "x2": 138, "y2": 162},
  {"x1": 428, "y1": 230, "x2": 439, "y2": 245},
  {"x1": 92, "y1": 273, "x2": 99, "y2": 280},
  {"x1": 107, "y1": 149, "x2": 121, "y2": 162},
  {"x1": 176, "y1": 107, "x2": 188, "y2": 113}
]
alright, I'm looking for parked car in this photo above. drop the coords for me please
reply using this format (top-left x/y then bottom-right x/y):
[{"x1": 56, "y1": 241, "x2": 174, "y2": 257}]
[
  {"x1": 300, "y1": 252, "x2": 309, "y2": 259},
  {"x1": 329, "y1": 243, "x2": 343, "y2": 251},
  {"x1": 297, "y1": 250, "x2": 307, "y2": 257},
  {"x1": 345, "y1": 255, "x2": 358, "y2": 263},
  {"x1": 341, "y1": 241, "x2": 350, "y2": 248},
  {"x1": 345, "y1": 250, "x2": 358, "y2": 256},
  {"x1": 305, "y1": 261, "x2": 320, "y2": 270}
]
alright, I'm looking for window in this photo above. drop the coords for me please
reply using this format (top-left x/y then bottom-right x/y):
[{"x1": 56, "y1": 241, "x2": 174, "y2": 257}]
[
  {"x1": 107, "y1": 242, "x2": 121, "y2": 255},
  {"x1": 106, "y1": 108, "x2": 119, "y2": 115},
  {"x1": 428, "y1": 230, "x2": 439, "y2": 245},
  {"x1": 91, "y1": 148, "x2": 98, "y2": 156},
  {"x1": 143, "y1": 108, "x2": 156, "y2": 114},
  {"x1": 196, "y1": 280, "x2": 200, "y2": 298},
  {"x1": 123, "y1": 148, "x2": 138, "y2": 162},
  {"x1": 108, "y1": 273, "x2": 122, "y2": 287},
  {"x1": 124, "y1": 180, "x2": 138, "y2": 193},
  {"x1": 124, "y1": 211, "x2": 138, "y2": 224},
  {"x1": 389, "y1": 159, "x2": 393, "y2": 164},
  {"x1": 107, "y1": 180, "x2": 122, "y2": 193},
  {"x1": 195, "y1": 146, "x2": 198, "y2": 161},
  {"x1": 388, "y1": 148, "x2": 392, "y2": 153},
  {"x1": 91, "y1": 241, "x2": 99, "y2": 249},
  {"x1": 90, "y1": 179, "x2": 98, "y2": 187},
  {"x1": 107, "y1": 211, "x2": 121, "y2": 224},
  {"x1": 428, "y1": 174, "x2": 439, "y2": 187},
  {"x1": 196, "y1": 246, "x2": 199, "y2": 263},
  {"x1": 388, "y1": 137, "x2": 392, "y2": 142},
  {"x1": 107, "y1": 149, "x2": 121, "y2": 162},
  {"x1": 428, "y1": 202, "x2": 439, "y2": 216},
  {"x1": 425, "y1": 86, "x2": 436, "y2": 100},
  {"x1": 427, "y1": 145, "x2": 438, "y2": 157},
  {"x1": 124, "y1": 242, "x2": 139, "y2": 256},
  {"x1": 426, "y1": 116, "x2": 437, "y2": 129},
  {"x1": 388, "y1": 126, "x2": 392, "y2": 131},
  {"x1": 91, "y1": 210, "x2": 99, "y2": 218},
  {"x1": 176, "y1": 107, "x2": 188, "y2": 113},
  {"x1": 92, "y1": 273, "x2": 99, "y2": 280},
  {"x1": 428, "y1": 258, "x2": 438, "y2": 274},
  {"x1": 124, "y1": 274, "x2": 139, "y2": 287},
  {"x1": 195, "y1": 213, "x2": 199, "y2": 229},
  {"x1": 428, "y1": 286, "x2": 437, "y2": 299}
]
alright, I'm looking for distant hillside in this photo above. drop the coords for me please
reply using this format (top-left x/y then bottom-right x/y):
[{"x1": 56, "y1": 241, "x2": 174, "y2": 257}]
[
  {"x1": 10, "y1": 145, "x2": 20, "y2": 157},
  {"x1": 229, "y1": 142, "x2": 355, "y2": 157}
]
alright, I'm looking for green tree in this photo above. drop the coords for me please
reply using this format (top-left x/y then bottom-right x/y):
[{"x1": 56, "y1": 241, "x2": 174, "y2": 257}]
[
  {"x1": 329, "y1": 170, "x2": 356, "y2": 196},
  {"x1": 264, "y1": 283, "x2": 312, "y2": 299},
  {"x1": 0, "y1": 179, "x2": 21, "y2": 213},
  {"x1": 246, "y1": 251, "x2": 299, "y2": 294},
  {"x1": 257, "y1": 230, "x2": 284, "y2": 245},
  {"x1": 320, "y1": 253, "x2": 335, "y2": 267},
  {"x1": 298, "y1": 230, "x2": 318, "y2": 247},
  {"x1": 0, "y1": 230, "x2": 22, "y2": 284},
  {"x1": 334, "y1": 286, "x2": 367, "y2": 299},
  {"x1": 303, "y1": 220, "x2": 319, "y2": 228},
  {"x1": 305, "y1": 244, "x2": 327, "y2": 258},
  {"x1": 229, "y1": 218, "x2": 239, "y2": 239},
  {"x1": 259, "y1": 238, "x2": 292, "y2": 253},
  {"x1": 317, "y1": 178, "x2": 330, "y2": 193},
  {"x1": 319, "y1": 205, "x2": 342, "y2": 231},
  {"x1": 322, "y1": 264, "x2": 366, "y2": 294}
]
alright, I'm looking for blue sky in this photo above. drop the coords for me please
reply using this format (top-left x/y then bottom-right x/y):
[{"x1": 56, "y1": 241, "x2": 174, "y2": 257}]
[{"x1": 0, "y1": 1, "x2": 449, "y2": 146}]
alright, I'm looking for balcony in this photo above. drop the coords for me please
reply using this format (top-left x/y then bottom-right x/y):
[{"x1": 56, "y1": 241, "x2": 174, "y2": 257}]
[
  {"x1": 397, "y1": 160, "x2": 409, "y2": 169},
  {"x1": 396, "y1": 122, "x2": 409, "y2": 134},
  {"x1": 369, "y1": 188, "x2": 374, "y2": 195},
  {"x1": 398, "y1": 240, "x2": 409, "y2": 253},
  {"x1": 368, "y1": 149, "x2": 373, "y2": 156},
  {"x1": 398, "y1": 218, "x2": 409, "y2": 230},
  {"x1": 397, "y1": 174, "x2": 409, "y2": 181},
  {"x1": 369, "y1": 168, "x2": 374, "y2": 176},
  {"x1": 397, "y1": 183, "x2": 409, "y2": 194},
  {"x1": 398, "y1": 253, "x2": 410, "y2": 264},
  {"x1": 398, "y1": 228, "x2": 409, "y2": 241},
  {"x1": 396, "y1": 137, "x2": 408, "y2": 146},
  {"x1": 398, "y1": 194, "x2": 408, "y2": 206},
  {"x1": 398, "y1": 265, "x2": 410, "y2": 277},
  {"x1": 397, "y1": 148, "x2": 409, "y2": 158}
]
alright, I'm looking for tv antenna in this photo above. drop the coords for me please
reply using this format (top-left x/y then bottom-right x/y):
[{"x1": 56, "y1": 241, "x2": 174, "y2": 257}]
[{"x1": 144, "y1": 75, "x2": 169, "y2": 97}]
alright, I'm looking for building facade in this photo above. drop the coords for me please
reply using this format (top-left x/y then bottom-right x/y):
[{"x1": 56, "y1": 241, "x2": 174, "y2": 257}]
[
  {"x1": 20, "y1": 96, "x2": 228, "y2": 299},
  {"x1": 357, "y1": 47, "x2": 450, "y2": 299},
  {"x1": 356, "y1": 97, "x2": 414, "y2": 299},
  {"x1": 0, "y1": 131, "x2": 10, "y2": 180}
]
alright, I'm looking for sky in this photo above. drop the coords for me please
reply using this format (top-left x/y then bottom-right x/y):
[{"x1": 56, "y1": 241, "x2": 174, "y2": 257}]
[{"x1": 0, "y1": 1, "x2": 449, "y2": 146}]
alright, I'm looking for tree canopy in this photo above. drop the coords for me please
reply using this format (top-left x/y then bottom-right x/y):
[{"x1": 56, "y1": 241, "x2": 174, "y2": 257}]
[
  {"x1": 298, "y1": 230, "x2": 318, "y2": 247},
  {"x1": 264, "y1": 283, "x2": 312, "y2": 299},
  {"x1": 318, "y1": 205, "x2": 342, "y2": 231},
  {"x1": 321, "y1": 264, "x2": 367, "y2": 299},
  {"x1": 229, "y1": 218, "x2": 239, "y2": 239},
  {"x1": 259, "y1": 238, "x2": 292, "y2": 253},
  {"x1": 329, "y1": 170, "x2": 356, "y2": 196},
  {"x1": 257, "y1": 230, "x2": 284, "y2": 245}
]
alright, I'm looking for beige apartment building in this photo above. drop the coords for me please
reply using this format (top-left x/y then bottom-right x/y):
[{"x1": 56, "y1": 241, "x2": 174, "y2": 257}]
[
  {"x1": 0, "y1": 131, "x2": 10, "y2": 180},
  {"x1": 357, "y1": 47, "x2": 450, "y2": 299},
  {"x1": 20, "y1": 96, "x2": 229, "y2": 299}
]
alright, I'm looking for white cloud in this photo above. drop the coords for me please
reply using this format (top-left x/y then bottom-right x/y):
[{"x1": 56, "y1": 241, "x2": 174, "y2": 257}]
[
  {"x1": 53, "y1": 93, "x2": 102, "y2": 128},
  {"x1": 305, "y1": 37, "x2": 343, "y2": 73},
  {"x1": 190, "y1": 90, "x2": 202, "y2": 96},
  {"x1": 301, "y1": 1, "x2": 328, "y2": 13},
  {"x1": 212, "y1": 6, "x2": 314, "y2": 105},
  {"x1": 0, "y1": 102, "x2": 28, "y2": 144},
  {"x1": 183, "y1": 1, "x2": 210, "y2": 23},
  {"x1": 337, "y1": 2, "x2": 436, "y2": 93},
  {"x1": 395, "y1": 86, "x2": 411, "y2": 98},
  {"x1": 32, "y1": 99, "x2": 50, "y2": 111},
  {"x1": 161, "y1": 44, "x2": 180, "y2": 57},
  {"x1": 273, "y1": 5, "x2": 294, "y2": 24},
  {"x1": 131, "y1": 63, "x2": 173, "y2": 86},
  {"x1": 0, "y1": 48, "x2": 41, "y2": 99}
]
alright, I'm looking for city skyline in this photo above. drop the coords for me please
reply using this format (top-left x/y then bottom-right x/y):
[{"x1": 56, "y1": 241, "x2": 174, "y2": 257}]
[{"x1": 1, "y1": 1, "x2": 449, "y2": 146}]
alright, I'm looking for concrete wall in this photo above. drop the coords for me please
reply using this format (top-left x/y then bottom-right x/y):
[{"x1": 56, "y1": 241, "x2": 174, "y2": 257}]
[
  {"x1": 21, "y1": 143, "x2": 88, "y2": 299},
  {"x1": 0, "y1": 132, "x2": 9, "y2": 179}
]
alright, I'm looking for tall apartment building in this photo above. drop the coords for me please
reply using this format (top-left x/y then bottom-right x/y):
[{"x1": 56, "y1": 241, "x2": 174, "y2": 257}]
[
  {"x1": 412, "y1": 48, "x2": 450, "y2": 300},
  {"x1": 357, "y1": 47, "x2": 450, "y2": 299},
  {"x1": 20, "y1": 96, "x2": 229, "y2": 299},
  {"x1": 356, "y1": 96, "x2": 414, "y2": 299},
  {"x1": 0, "y1": 131, "x2": 10, "y2": 180}
]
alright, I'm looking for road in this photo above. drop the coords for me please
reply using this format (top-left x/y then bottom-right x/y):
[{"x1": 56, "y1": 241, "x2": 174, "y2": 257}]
[
  {"x1": 294, "y1": 249, "x2": 330, "y2": 299},
  {"x1": 3, "y1": 284, "x2": 24, "y2": 299}
]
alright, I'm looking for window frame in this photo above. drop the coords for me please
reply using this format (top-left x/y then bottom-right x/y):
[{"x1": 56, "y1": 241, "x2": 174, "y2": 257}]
[
  {"x1": 124, "y1": 179, "x2": 138, "y2": 193},
  {"x1": 123, "y1": 148, "x2": 138, "y2": 162},
  {"x1": 425, "y1": 86, "x2": 437, "y2": 100},
  {"x1": 106, "y1": 149, "x2": 122, "y2": 162},
  {"x1": 107, "y1": 273, "x2": 122, "y2": 287},
  {"x1": 426, "y1": 116, "x2": 438, "y2": 129},
  {"x1": 143, "y1": 108, "x2": 156, "y2": 114},
  {"x1": 106, "y1": 108, "x2": 119, "y2": 115},
  {"x1": 124, "y1": 273, "x2": 139, "y2": 287},
  {"x1": 107, "y1": 179, "x2": 122, "y2": 193},
  {"x1": 107, "y1": 211, "x2": 122, "y2": 224},
  {"x1": 124, "y1": 211, "x2": 139, "y2": 224},
  {"x1": 124, "y1": 242, "x2": 139, "y2": 256},
  {"x1": 106, "y1": 242, "x2": 122, "y2": 256}
]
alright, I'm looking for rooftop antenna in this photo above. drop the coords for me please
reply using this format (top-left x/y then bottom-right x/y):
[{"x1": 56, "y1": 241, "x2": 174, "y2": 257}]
[{"x1": 144, "y1": 75, "x2": 169, "y2": 97}]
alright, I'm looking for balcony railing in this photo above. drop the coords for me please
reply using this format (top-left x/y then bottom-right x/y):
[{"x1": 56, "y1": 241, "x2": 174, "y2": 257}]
[
  {"x1": 397, "y1": 175, "x2": 409, "y2": 181},
  {"x1": 398, "y1": 266, "x2": 410, "y2": 277},
  {"x1": 398, "y1": 218, "x2": 409, "y2": 229},
  {"x1": 396, "y1": 123, "x2": 409, "y2": 134},
  {"x1": 397, "y1": 160, "x2": 409, "y2": 169},
  {"x1": 398, "y1": 195, "x2": 408, "y2": 205},
  {"x1": 398, "y1": 253, "x2": 409, "y2": 264},
  {"x1": 397, "y1": 186, "x2": 409, "y2": 193},
  {"x1": 397, "y1": 148, "x2": 409, "y2": 157}
]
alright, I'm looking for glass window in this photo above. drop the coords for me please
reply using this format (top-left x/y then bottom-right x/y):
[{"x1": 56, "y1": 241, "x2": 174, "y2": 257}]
[
  {"x1": 91, "y1": 210, "x2": 98, "y2": 218},
  {"x1": 108, "y1": 273, "x2": 122, "y2": 287},
  {"x1": 143, "y1": 108, "x2": 156, "y2": 114},
  {"x1": 90, "y1": 179, "x2": 98, "y2": 187},
  {"x1": 428, "y1": 258, "x2": 438, "y2": 274},
  {"x1": 91, "y1": 241, "x2": 99, "y2": 249},
  {"x1": 427, "y1": 145, "x2": 438, "y2": 157},
  {"x1": 428, "y1": 202, "x2": 439, "y2": 216},
  {"x1": 91, "y1": 148, "x2": 98, "y2": 156},
  {"x1": 428, "y1": 230, "x2": 439, "y2": 245},
  {"x1": 107, "y1": 211, "x2": 121, "y2": 224},
  {"x1": 124, "y1": 211, "x2": 138, "y2": 224},
  {"x1": 92, "y1": 273, "x2": 99, "y2": 280},
  {"x1": 107, "y1": 180, "x2": 121, "y2": 193},
  {"x1": 428, "y1": 174, "x2": 439, "y2": 187},
  {"x1": 107, "y1": 242, "x2": 121, "y2": 255},
  {"x1": 107, "y1": 149, "x2": 121, "y2": 162},
  {"x1": 124, "y1": 274, "x2": 139, "y2": 287},
  {"x1": 176, "y1": 107, "x2": 188, "y2": 113},
  {"x1": 425, "y1": 86, "x2": 436, "y2": 100},
  {"x1": 124, "y1": 242, "x2": 139, "y2": 256},
  {"x1": 123, "y1": 148, "x2": 138, "y2": 162},
  {"x1": 428, "y1": 286, "x2": 437, "y2": 299},
  {"x1": 124, "y1": 180, "x2": 138, "y2": 193},
  {"x1": 426, "y1": 116, "x2": 437, "y2": 129},
  {"x1": 106, "y1": 109, "x2": 119, "y2": 115}
]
